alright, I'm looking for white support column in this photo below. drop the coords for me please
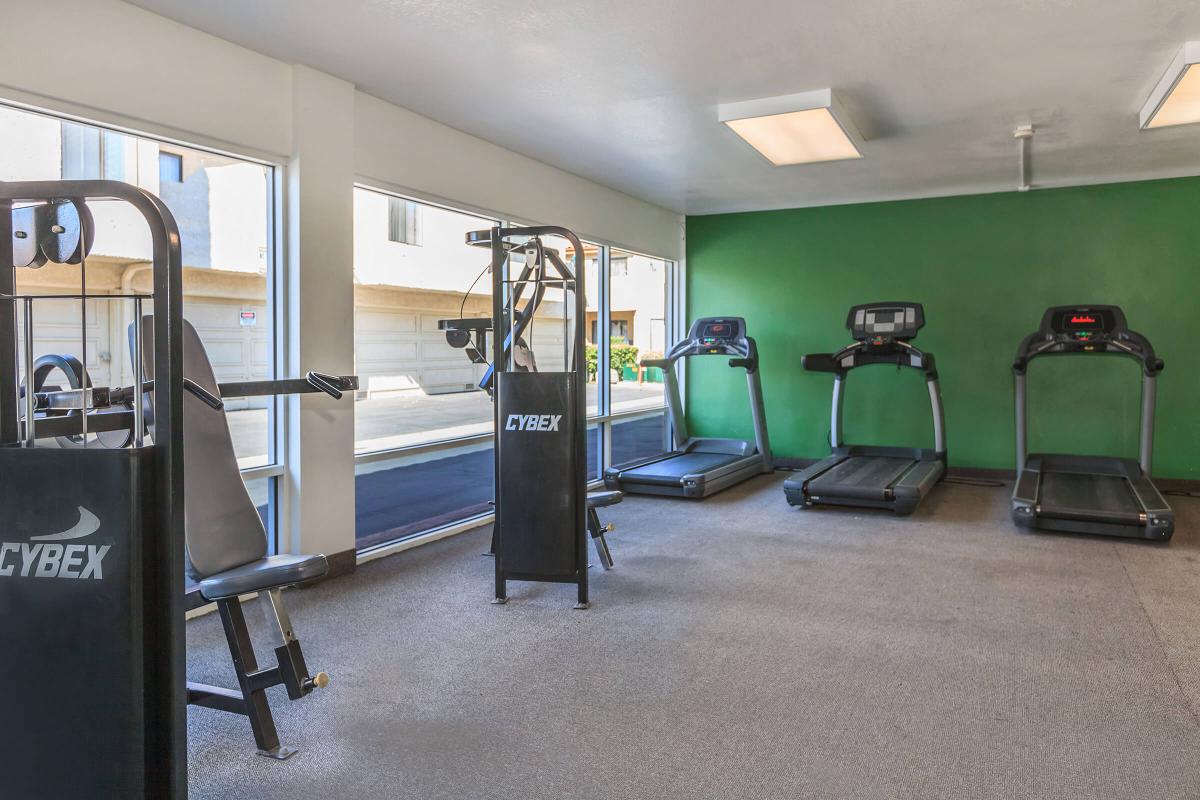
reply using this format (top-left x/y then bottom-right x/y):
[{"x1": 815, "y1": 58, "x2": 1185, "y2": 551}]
[{"x1": 282, "y1": 66, "x2": 357, "y2": 566}]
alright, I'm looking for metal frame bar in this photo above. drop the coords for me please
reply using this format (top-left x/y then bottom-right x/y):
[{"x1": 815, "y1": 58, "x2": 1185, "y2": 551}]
[
  {"x1": 1140, "y1": 375, "x2": 1157, "y2": 475},
  {"x1": 184, "y1": 590, "x2": 322, "y2": 761},
  {"x1": 928, "y1": 376, "x2": 947, "y2": 456},
  {"x1": 0, "y1": 195, "x2": 16, "y2": 443},
  {"x1": 1014, "y1": 372, "x2": 1027, "y2": 471}
]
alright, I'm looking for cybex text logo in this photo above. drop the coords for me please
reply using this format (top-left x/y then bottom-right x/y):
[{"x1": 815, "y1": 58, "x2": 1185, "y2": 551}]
[
  {"x1": 505, "y1": 414, "x2": 563, "y2": 432},
  {"x1": 0, "y1": 506, "x2": 111, "y2": 580}
]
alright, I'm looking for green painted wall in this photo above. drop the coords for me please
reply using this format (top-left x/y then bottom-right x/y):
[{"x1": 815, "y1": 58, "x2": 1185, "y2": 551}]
[{"x1": 685, "y1": 177, "x2": 1200, "y2": 479}]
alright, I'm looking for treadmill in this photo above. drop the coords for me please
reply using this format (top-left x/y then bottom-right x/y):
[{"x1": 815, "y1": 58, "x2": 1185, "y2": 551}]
[
  {"x1": 784, "y1": 302, "x2": 946, "y2": 515},
  {"x1": 1011, "y1": 305, "x2": 1174, "y2": 541},
  {"x1": 603, "y1": 316, "x2": 773, "y2": 498}
]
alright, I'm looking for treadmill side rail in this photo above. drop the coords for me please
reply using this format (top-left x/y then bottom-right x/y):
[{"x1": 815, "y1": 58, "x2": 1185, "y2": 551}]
[
  {"x1": 783, "y1": 446, "x2": 943, "y2": 515},
  {"x1": 1011, "y1": 455, "x2": 1174, "y2": 541},
  {"x1": 1128, "y1": 474, "x2": 1174, "y2": 540},
  {"x1": 892, "y1": 460, "x2": 945, "y2": 516}
]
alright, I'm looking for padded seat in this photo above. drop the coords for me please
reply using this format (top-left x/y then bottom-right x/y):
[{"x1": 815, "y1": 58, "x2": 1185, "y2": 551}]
[
  {"x1": 199, "y1": 553, "x2": 329, "y2": 601},
  {"x1": 587, "y1": 490, "x2": 623, "y2": 509}
]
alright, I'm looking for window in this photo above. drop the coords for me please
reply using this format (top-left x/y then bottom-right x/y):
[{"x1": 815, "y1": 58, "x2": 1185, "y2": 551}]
[
  {"x1": 61, "y1": 124, "x2": 127, "y2": 181},
  {"x1": 354, "y1": 188, "x2": 495, "y2": 453},
  {"x1": 591, "y1": 319, "x2": 631, "y2": 343},
  {"x1": 608, "y1": 249, "x2": 669, "y2": 415},
  {"x1": 352, "y1": 187, "x2": 499, "y2": 546},
  {"x1": 351, "y1": 185, "x2": 676, "y2": 550},
  {"x1": 158, "y1": 151, "x2": 183, "y2": 183},
  {"x1": 607, "y1": 249, "x2": 671, "y2": 467},
  {"x1": 387, "y1": 195, "x2": 421, "y2": 245},
  {"x1": 1, "y1": 102, "x2": 281, "y2": 541}
]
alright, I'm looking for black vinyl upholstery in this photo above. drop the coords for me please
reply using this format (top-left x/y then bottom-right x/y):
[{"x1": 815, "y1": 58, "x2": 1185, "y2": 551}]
[
  {"x1": 199, "y1": 553, "x2": 329, "y2": 601},
  {"x1": 139, "y1": 316, "x2": 329, "y2": 593},
  {"x1": 587, "y1": 490, "x2": 623, "y2": 509}
]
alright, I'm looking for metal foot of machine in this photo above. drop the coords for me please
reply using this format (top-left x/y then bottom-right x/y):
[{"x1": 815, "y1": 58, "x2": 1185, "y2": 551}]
[
  {"x1": 186, "y1": 590, "x2": 330, "y2": 760},
  {"x1": 587, "y1": 490, "x2": 622, "y2": 570}
]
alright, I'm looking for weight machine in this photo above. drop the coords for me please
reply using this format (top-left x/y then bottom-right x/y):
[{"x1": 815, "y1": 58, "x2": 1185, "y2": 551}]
[{"x1": 0, "y1": 180, "x2": 355, "y2": 798}]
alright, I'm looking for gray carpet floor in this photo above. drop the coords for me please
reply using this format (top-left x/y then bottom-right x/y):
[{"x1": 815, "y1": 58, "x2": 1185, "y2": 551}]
[{"x1": 186, "y1": 474, "x2": 1200, "y2": 799}]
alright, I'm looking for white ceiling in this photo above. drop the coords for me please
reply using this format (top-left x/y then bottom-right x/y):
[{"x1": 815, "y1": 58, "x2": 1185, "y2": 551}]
[{"x1": 128, "y1": 0, "x2": 1200, "y2": 215}]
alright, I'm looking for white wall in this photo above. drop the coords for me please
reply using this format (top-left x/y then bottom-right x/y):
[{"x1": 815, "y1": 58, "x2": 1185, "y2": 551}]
[
  {"x1": 0, "y1": 0, "x2": 682, "y2": 560},
  {"x1": 355, "y1": 94, "x2": 683, "y2": 260}
]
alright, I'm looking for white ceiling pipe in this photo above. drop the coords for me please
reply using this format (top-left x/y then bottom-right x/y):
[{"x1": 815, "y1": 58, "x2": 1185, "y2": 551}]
[{"x1": 1014, "y1": 125, "x2": 1034, "y2": 192}]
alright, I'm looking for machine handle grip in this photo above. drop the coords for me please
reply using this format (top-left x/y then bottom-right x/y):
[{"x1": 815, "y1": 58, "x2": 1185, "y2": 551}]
[
  {"x1": 306, "y1": 371, "x2": 344, "y2": 400},
  {"x1": 182, "y1": 379, "x2": 223, "y2": 410},
  {"x1": 110, "y1": 378, "x2": 223, "y2": 411},
  {"x1": 728, "y1": 357, "x2": 755, "y2": 370},
  {"x1": 801, "y1": 353, "x2": 841, "y2": 373},
  {"x1": 184, "y1": 379, "x2": 224, "y2": 411},
  {"x1": 640, "y1": 358, "x2": 670, "y2": 369}
]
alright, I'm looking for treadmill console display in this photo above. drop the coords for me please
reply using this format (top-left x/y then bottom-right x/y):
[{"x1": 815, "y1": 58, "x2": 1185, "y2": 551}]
[
  {"x1": 690, "y1": 317, "x2": 747, "y2": 354},
  {"x1": 1014, "y1": 305, "x2": 1160, "y2": 377},
  {"x1": 846, "y1": 302, "x2": 925, "y2": 346},
  {"x1": 1048, "y1": 307, "x2": 1117, "y2": 343}
]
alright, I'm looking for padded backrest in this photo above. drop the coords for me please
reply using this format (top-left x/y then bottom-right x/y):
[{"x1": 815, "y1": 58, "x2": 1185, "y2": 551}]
[{"x1": 136, "y1": 316, "x2": 267, "y2": 580}]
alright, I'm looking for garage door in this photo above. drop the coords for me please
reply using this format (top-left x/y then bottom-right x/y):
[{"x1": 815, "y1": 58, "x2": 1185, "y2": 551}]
[
  {"x1": 356, "y1": 307, "x2": 484, "y2": 396},
  {"x1": 19, "y1": 297, "x2": 112, "y2": 388}
]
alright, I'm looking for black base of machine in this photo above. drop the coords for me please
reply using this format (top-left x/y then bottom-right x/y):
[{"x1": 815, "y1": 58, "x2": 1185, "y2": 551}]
[
  {"x1": 0, "y1": 446, "x2": 170, "y2": 797},
  {"x1": 1012, "y1": 454, "x2": 1174, "y2": 541},
  {"x1": 784, "y1": 445, "x2": 945, "y2": 516},
  {"x1": 494, "y1": 371, "x2": 588, "y2": 608}
]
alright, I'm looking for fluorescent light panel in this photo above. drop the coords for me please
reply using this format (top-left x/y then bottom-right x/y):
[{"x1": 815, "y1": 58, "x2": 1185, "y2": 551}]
[
  {"x1": 1141, "y1": 42, "x2": 1200, "y2": 130},
  {"x1": 719, "y1": 89, "x2": 863, "y2": 166}
]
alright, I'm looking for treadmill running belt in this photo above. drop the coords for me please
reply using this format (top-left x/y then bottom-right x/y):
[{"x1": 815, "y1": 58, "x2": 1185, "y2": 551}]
[
  {"x1": 807, "y1": 456, "x2": 914, "y2": 501},
  {"x1": 1038, "y1": 472, "x2": 1142, "y2": 519},
  {"x1": 618, "y1": 451, "x2": 744, "y2": 486}
]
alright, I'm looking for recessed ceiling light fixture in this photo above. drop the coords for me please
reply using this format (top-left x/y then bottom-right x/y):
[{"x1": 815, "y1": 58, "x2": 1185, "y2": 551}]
[
  {"x1": 718, "y1": 89, "x2": 864, "y2": 166},
  {"x1": 1140, "y1": 42, "x2": 1200, "y2": 130}
]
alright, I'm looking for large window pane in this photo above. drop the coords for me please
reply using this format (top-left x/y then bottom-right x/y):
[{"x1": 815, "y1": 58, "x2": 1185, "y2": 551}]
[
  {"x1": 611, "y1": 412, "x2": 668, "y2": 468},
  {"x1": 607, "y1": 249, "x2": 668, "y2": 415},
  {"x1": 353, "y1": 187, "x2": 497, "y2": 452},
  {"x1": 0, "y1": 104, "x2": 278, "y2": 476},
  {"x1": 355, "y1": 445, "x2": 494, "y2": 549},
  {"x1": 587, "y1": 424, "x2": 600, "y2": 481}
]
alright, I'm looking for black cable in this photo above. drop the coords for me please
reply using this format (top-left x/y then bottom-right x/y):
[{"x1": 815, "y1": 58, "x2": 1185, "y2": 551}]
[
  {"x1": 458, "y1": 260, "x2": 490, "y2": 320},
  {"x1": 943, "y1": 476, "x2": 1006, "y2": 488},
  {"x1": 1164, "y1": 490, "x2": 1200, "y2": 498},
  {"x1": 459, "y1": 260, "x2": 491, "y2": 364}
]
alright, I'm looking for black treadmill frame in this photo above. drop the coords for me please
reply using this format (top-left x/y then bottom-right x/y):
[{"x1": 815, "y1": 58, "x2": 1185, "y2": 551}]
[
  {"x1": 602, "y1": 316, "x2": 773, "y2": 498},
  {"x1": 784, "y1": 302, "x2": 947, "y2": 516},
  {"x1": 1011, "y1": 304, "x2": 1173, "y2": 541}
]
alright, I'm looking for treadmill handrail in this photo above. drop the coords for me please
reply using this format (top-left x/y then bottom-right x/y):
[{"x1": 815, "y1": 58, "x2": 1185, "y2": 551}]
[
  {"x1": 808, "y1": 309, "x2": 946, "y2": 460},
  {"x1": 1012, "y1": 306, "x2": 1163, "y2": 377},
  {"x1": 803, "y1": 340, "x2": 938, "y2": 379},
  {"x1": 1013, "y1": 305, "x2": 1163, "y2": 476},
  {"x1": 639, "y1": 320, "x2": 771, "y2": 469}
]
